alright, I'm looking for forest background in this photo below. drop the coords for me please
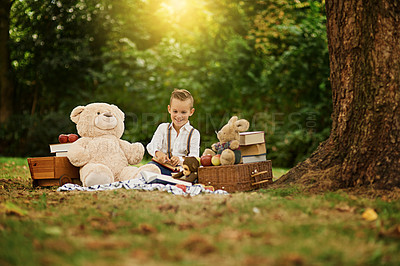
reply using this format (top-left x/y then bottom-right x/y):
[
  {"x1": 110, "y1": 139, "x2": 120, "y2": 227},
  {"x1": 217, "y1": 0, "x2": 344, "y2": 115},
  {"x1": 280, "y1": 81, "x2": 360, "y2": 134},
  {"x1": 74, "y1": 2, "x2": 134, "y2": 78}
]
[{"x1": 0, "y1": 0, "x2": 331, "y2": 168}]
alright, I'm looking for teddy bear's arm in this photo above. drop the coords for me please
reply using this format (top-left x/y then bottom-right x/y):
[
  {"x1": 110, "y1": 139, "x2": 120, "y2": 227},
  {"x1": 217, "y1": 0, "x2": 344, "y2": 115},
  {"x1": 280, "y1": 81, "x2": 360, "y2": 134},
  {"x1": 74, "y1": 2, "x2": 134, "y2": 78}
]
[
  {"x1": 172, "y1": 172, "x2": 184, "y2": 179},
  {"x1": 67, "y1": 138, "x2": 91, "y2": 167},
  {"x1": 211, "y1": 142, "x2": 219, "y2": 152},
  {"x1": 181, "y1": 173, "x2": 198, "y2": 183},
  {"x1": 229, "y1": 140, "x2": 240, "y2": 150},
  {"x1": 120, "y1": 140, "x2": 145, "y2": 165}
]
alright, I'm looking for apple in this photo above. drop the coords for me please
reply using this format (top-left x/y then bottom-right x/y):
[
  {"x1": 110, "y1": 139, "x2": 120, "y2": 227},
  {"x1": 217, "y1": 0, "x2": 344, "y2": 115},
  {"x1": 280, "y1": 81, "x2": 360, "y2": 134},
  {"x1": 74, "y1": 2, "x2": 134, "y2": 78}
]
[
  {"x1": 200, "y1": 154, "x2": 213, "y2": 166},
  {"x1": 58, "y1": 134, "x2": 68, "y2": 143},
  {"x1": 211, "y1": 154, "x2": 221, "y2": 166},
  {"x1": 68, "y1": 133, "x2": 79, "y2": 143}
]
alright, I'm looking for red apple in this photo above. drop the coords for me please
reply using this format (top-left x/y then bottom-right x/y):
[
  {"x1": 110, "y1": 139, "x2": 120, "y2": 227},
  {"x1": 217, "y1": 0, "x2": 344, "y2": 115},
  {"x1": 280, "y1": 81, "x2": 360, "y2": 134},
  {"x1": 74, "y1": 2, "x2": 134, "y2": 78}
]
[
  {"x1": 200, "y1": 154, "x2": 213, "y2": 166},
  {"x1": 68, "y1": 133, "x2": 79, "y2": 143},
  {"x1": 58, "y1": 134, "x2": 68, "y2": 143},
  {"x1": 211, "y1": 154, "x2": 221, "y2": 166}
]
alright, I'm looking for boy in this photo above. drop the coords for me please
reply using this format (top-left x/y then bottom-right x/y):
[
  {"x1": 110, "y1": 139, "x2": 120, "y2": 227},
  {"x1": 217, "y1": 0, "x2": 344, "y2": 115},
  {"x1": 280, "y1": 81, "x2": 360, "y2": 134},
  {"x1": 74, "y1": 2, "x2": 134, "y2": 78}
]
[{"x1": 146, "y1": 89, "x2": 200, "y2": 175}]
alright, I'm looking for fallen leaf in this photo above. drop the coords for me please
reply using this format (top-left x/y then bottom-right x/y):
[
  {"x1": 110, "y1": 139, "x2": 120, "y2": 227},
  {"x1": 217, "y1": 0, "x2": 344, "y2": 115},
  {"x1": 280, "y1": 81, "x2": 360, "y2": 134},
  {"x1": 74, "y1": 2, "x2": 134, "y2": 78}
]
[
  {"x1": 178, "y1": 222, "x2": 197, "y2": 230},
  {"x1": 243, "y1": 256, "x2": 272, "y2": 265},
  {"x1": 86, "y1": 239, "x2": 131, "y2": 250},
  {"x1": 362, "y1": 208, "x2": 378, "y2": 221},
  {"x1": 218, "y1": 228, "x2": 249, "y2": 241},
  {"x1": 130, "y1": 249, "x2": 151, "y2": 261},
  {"x1": 157, "y1": 204, "x2": 179, "y2": 213},
  {"x1": 379, "y1": 224, "x2": 400, "y2": 239},
  {"x1": 42, "y1": 239, "x2": 74, "y2": 254},
  {"x1": 131, "y1": 223, "x2": 157, "y2": 235},
  {"x1": 278, "y1": 253, "x2": 305, "y2": 266},
  {"x1": 181, "y1": 235, "x2": 216, "y2": 255},
  {"x1": 335, "y1": 204, "x2": 355, "y2": 213}
]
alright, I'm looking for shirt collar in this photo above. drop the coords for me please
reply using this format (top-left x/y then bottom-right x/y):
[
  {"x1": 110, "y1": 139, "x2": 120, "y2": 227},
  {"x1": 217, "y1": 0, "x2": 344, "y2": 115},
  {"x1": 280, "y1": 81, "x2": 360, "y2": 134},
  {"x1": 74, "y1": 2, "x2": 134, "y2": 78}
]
[{"x1": 168, "y1": 121, "x2": 192, "y2": 131}]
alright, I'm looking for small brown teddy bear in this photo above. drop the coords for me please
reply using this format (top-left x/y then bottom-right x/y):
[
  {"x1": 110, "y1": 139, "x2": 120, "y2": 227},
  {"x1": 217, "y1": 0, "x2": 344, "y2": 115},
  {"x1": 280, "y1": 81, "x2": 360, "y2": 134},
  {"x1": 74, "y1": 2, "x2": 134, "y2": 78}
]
[
  {"x1": 172, "y1": 156, "x2": 200, "y2": 184},
  {"x1": 67, "y1": 103, "x2": 160, "y2": 187},
  {"x1": 203, "y1": 116, "x2": 250, "y2": 165}
]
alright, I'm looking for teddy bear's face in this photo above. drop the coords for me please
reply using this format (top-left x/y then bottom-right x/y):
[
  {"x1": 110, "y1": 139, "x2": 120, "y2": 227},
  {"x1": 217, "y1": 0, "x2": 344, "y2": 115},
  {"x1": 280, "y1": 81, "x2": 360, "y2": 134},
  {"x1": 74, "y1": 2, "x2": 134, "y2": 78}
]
[
  {"x1": 216, "y1": 116, "x2": 250, "y2": 143},
  {"x1": 217, "y1": 124, "x2": 238, "y2": 143},
  {"x1": 182, "y1": 157, "x2": 200, "y2": 176},
  {"x1": 182, "y1": 165, "x2": 191, "y2": 176},
  {"x1": 70, "y1": 103, "x2": 125, "y2": 138}
]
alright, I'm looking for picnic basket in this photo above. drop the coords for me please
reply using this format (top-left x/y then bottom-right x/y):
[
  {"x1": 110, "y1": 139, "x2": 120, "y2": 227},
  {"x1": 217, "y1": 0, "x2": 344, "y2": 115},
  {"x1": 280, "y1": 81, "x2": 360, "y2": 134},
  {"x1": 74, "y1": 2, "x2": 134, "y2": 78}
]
[
  {"x1": 198, "y1": 161, "x2": 273, "y2": 193},
  {"x1": 27, "y1": 157, "x2": 81, "y2": 187}
]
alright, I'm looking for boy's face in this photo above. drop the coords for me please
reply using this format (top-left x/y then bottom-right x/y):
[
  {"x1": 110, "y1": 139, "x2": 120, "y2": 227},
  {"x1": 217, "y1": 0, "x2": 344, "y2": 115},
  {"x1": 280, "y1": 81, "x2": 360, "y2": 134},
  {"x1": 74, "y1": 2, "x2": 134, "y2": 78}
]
[{"x1": 168, "y1": 98, "x2": 195, "y2": 129}]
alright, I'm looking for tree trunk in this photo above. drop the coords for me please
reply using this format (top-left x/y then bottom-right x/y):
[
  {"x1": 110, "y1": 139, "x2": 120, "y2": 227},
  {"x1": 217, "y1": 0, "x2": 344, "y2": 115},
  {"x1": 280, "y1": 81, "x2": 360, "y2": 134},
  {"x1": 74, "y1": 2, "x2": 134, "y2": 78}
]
[
  {"x1": 0, "y1": 0, "x2": 13, "y2": 123},
  {"x1": 277, "y1": 0, "x2": 400, "y2": 189}
]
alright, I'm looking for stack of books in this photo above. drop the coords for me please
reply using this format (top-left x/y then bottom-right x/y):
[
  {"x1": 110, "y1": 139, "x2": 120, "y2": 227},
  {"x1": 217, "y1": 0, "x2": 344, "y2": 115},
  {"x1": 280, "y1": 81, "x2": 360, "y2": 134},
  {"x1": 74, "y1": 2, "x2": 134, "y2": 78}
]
[
  {"x1": 49, "y1": 143, "x2": 73, "y2": 157},
  {"x1": 239, "y1": 131, "x2": 267, "y2": 163}
]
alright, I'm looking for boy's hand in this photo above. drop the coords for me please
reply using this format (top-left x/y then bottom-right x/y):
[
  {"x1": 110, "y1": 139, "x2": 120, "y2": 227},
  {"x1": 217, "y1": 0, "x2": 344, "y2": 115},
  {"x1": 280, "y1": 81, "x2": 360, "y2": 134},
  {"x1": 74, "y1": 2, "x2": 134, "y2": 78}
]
[
  {"x1": 155, "y1": 151, "x2": 169, "y2": 163},
  {"x1": 169, "y1": 156, "x2": 180, "y2": 166}
]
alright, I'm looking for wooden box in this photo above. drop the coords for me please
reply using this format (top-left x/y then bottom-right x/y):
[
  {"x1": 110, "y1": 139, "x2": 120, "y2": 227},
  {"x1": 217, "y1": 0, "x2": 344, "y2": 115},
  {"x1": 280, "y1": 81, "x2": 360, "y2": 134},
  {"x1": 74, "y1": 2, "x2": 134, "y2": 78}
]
[
  {"x1": 198, "y1": 161, "x2": 273, "y2": 193},
  {"x1": 27, "y1": 157, "x2": 81, "y2": 187}
]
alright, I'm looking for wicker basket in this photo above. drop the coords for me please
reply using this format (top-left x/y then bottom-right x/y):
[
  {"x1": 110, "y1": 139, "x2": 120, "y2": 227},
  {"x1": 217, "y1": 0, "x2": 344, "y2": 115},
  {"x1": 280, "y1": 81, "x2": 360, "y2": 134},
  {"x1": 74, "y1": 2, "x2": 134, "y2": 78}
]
[{"x1": 198, "y1": 161, "x2": 273, "y2": 193}]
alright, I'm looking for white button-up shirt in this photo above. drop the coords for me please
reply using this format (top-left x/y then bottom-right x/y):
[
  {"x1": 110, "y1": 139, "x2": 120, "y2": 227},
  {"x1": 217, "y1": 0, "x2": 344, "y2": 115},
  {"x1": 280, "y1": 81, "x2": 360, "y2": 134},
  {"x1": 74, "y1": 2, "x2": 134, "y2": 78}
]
[{"x1": 146, "y1": 122, "x2": 200, "y2": 160}]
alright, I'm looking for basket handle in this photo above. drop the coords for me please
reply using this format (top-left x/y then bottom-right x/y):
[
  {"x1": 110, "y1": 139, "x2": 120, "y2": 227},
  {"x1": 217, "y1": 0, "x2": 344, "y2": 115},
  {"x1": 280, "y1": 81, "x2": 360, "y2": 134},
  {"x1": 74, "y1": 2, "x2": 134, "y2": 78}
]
[
  {"x1": 251, "y1": 170, "x2": 270, "y2": 178},
  {"x1": 251, "y1": 179, "x2": 272, "y2": 186},
  {"x1": 250, "y1": 169, "x2": 273, "y2": 186}
]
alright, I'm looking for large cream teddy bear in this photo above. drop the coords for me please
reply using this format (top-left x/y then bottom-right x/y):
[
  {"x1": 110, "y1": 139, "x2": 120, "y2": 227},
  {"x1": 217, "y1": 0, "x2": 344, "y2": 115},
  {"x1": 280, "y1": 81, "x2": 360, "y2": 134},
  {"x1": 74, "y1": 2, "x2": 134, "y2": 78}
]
[
  {"x1": 67, "y1": 103, "x2": 160, "y2": 187},
  {"x1": 203, "y1": 116, "x2": 250, "y2": 165}
]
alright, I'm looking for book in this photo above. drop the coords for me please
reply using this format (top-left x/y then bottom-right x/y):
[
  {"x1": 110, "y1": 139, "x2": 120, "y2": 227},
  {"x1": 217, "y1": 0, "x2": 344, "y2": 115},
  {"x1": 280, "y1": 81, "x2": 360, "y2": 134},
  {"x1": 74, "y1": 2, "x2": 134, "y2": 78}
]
[
  {"x1": 239, "y1": 131, "x2": 265, "y2": 145},
  {"x1": 49, "y1": 143, "x2": 73, "y2": 153},
  {"x1": 242, "y1": 153, "x2": 267, "y2": 164},
  {"x1": 55, "y1": 151, "x2": 68, "y2": 157},
  {"x1": 140, "y1": 171, "x2": 191, "y2": 186},
  {"x1": 240, "y1": 143, "x2": 266, "y2": 156},
  {"x1": 151, "y1": 157, "x2": 181, "y2": 172}
]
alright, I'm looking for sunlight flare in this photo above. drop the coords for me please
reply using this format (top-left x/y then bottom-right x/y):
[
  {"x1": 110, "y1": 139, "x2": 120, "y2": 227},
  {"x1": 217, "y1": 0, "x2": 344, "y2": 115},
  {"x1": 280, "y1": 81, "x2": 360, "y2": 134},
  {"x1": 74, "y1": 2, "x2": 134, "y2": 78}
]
[{"x1": 161, "y1": 0, "x2": 188, "y2": 13}]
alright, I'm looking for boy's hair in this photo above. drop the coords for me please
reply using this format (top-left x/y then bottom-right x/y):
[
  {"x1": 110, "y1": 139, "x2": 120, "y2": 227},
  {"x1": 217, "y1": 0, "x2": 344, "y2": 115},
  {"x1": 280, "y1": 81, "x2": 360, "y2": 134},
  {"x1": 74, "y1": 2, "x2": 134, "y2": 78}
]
[{"x1": 170, "y1": 89, "x2": 194, "y2": 107}]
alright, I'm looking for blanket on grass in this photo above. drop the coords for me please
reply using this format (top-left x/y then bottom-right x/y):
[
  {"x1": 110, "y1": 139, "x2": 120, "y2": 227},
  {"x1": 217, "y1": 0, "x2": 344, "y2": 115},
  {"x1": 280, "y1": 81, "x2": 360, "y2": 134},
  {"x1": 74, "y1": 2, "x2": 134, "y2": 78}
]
[{"x1": 57, "y1": 176, "x2": 228, "y2": 196}]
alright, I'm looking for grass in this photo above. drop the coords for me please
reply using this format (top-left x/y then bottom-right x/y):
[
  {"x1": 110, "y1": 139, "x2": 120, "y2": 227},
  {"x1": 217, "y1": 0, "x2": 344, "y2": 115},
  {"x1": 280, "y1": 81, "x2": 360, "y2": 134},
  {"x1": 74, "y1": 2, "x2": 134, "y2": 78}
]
[{"x1": 1, "y1": 157, "x2": 399, "y2": 265}]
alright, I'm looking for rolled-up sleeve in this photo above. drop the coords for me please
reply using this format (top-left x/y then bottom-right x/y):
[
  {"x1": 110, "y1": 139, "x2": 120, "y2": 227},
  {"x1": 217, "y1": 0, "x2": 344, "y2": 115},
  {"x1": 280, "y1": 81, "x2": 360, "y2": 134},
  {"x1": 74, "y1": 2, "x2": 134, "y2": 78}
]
[
  {"x1": 146, "y1": 124, "x2": 166, "y2": 157},
  {"x1": 188, "y1": 129, "x2": 200, "y2": 157}
]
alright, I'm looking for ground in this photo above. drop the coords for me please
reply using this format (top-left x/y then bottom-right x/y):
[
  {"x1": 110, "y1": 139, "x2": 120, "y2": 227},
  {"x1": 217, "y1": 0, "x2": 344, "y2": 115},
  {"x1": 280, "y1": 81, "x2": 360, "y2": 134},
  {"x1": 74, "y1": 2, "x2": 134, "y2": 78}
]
[{"x1": 1, "y1": 158, "x2": 399, "y2": 265}]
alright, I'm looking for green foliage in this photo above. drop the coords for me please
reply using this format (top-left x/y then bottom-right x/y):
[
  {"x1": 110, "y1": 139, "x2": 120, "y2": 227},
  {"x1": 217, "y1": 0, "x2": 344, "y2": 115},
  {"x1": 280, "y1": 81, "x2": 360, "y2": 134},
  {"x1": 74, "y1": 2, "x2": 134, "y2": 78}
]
[
  {"x1": 248, "y1": 0, "x2": 331, "y2": 166},
  {"x1": 3, "y1": 0, "x2": 332, "y2": 168},
  {"x1": 10, "y1": 0, "x2": 108, "y2": 111},
  {"x1": 0, "y1": 111, "x2": 75, "y2": 156}
]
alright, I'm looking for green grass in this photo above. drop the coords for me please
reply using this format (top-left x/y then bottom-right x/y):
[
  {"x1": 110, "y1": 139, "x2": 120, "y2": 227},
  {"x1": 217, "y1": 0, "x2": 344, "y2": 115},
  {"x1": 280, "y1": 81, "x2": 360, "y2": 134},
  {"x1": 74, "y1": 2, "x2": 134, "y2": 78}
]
[{"x1": 1, "y1": 157, "x2": 399, "y2": 265}]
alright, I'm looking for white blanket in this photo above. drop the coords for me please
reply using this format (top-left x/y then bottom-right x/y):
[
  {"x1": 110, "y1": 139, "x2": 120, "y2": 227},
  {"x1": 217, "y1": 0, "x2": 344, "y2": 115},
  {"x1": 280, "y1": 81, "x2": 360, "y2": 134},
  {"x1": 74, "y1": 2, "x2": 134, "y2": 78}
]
[{"x1": 57, "y1": 176, "x2": 228, "y2": 196}]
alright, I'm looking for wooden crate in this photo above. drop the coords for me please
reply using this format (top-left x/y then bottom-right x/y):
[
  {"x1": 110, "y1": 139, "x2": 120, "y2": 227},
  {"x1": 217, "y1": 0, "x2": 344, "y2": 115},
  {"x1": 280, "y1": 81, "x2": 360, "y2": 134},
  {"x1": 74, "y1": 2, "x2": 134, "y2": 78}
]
[
  {"x1": 198, "y1": 161, "x2": 273, "y2": 193},
  {"x1": 27, "y1": 157, "x2": 81, "y2": 187}
]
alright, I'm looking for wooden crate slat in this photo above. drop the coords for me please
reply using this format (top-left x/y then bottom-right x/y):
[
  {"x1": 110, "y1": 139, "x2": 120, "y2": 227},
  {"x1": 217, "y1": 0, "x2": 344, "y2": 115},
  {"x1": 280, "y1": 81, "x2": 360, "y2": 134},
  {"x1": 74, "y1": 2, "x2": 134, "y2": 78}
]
[
  {"x1": 28, "y1": 157, "x2": 81, "y2": 187},
  {"x1": 28, "y1": 157, "x2": 55, "y2": 179}
]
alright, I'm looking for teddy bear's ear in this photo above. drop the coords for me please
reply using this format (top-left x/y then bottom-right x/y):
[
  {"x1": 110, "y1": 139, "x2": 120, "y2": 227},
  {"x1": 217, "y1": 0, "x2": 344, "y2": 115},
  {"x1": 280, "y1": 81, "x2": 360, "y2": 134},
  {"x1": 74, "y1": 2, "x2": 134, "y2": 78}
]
[
  {"x1": 70, "y1": 106, "x2": 85, "y2": 124},
  {"x1": 112, "y1": 104, "x2": 125, "y2": 121},
  {"x1": 228, "y1": 116, "x2": 238, "y2": 126},
  {"x1": 234, "y1": 119, "x2": 250, "y2": 132}
]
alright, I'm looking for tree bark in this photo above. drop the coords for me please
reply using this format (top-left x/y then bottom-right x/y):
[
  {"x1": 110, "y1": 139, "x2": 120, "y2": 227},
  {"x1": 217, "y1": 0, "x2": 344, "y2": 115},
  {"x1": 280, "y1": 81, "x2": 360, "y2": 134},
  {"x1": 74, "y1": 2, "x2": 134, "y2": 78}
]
[
  {"x1": 0, "y1": 0, "x2": 13, "y2": 123},
  {"x1": 277, "y1": 0, "x2": 400, "y2": 189}
]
